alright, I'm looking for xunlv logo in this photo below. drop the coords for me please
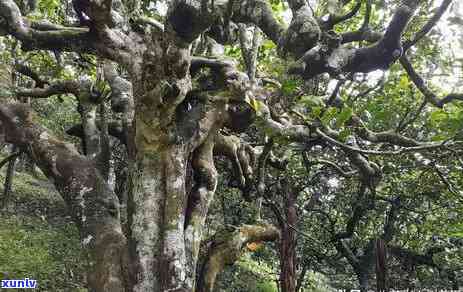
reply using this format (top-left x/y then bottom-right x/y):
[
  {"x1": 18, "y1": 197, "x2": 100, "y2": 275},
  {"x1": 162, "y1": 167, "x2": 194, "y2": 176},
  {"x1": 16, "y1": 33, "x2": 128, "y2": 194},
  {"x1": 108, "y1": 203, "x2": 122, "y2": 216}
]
[{"x1": 1, "y1": 278, "x2": 37, "y2": 289}]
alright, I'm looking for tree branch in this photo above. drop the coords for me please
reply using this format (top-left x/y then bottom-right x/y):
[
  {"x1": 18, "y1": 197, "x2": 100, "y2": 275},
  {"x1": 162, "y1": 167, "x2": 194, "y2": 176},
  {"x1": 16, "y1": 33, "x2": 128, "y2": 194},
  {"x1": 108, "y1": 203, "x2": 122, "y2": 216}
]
[
  {"x1": 403, "y1": 0, "x2": 453, "y2": 51},
  {"x1": 290, "y1": 0, "x2": 420, "y2": 78},
  {"x1": 307, "y1": 158, "x2": 357, "y2": 177},
  {"x1": 1, "y1": 0, "x2": 133, "y2": 64},
  {"x1": 229, "y1": 0, "x2": 284, "y2": 46},
  {"x1": 324, "y1": 0, "x2": 362, "y2": 30},
  {"x1": 0, "y1": 151, "x2": 21, "y2": 169},
  {"x1": 316, "y1": 128, "x2": 461, "y2": 156},
  {"x1": 400, "y1": 56, "x2": 463, "y2": 108},
  {"x1": 214, "y1": 133, "x2": 256, "y2": 199},
  {"x1": 73, "y1": 0, "x2": 116, "y2": 29},
  {"x1": 197, "y1": 224, "x2": 279, "y2": 292},
  {"x1": 389, "y1": 246, "x2": 441, "y2": 268},
  {"x1": 185, "y1": 130, "x2": 219, "y2": 288},
  {"x1": 66, "y1": 121, "x2": 127, "y2": 145},
  {"x1": 0, "y1": 103, "x2": 128, "y2": 290},
  {"x1": 0, "y1": 147, "x2": 18, "y2": 209},
  {"x1": 349, "y1": 115, "x2": 421, "y2": 147},
  {"x1": 0, "y1": 0, "x2": 94, "y2": 52},
  {"x1": 15, "y1": 80, "x2": 80, "y2": 98},
  {"x1": 14, "y1": 63, "x2": 49, "y2": 88}
]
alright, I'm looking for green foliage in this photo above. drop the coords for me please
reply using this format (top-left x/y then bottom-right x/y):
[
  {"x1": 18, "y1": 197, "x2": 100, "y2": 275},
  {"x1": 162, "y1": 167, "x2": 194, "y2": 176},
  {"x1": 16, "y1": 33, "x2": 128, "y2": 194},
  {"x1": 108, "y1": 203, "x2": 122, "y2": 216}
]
[
  {"x1": 32, "y1": 95, "x2": 80, "y2": 138},
  {"x1": 255, "y1": 281, "x2": 277, "y2": 292},
  {"x1": 428, "y1": 104, "x2": 463, "y2": 139},
  {"x1": 335, "y1": 106, "x2": 353, "y2": 128},
  {"x1": 1, "y1": 0, "x2": 463, "y2": 290},
  {"x1": 224, "y1": 45, "x2": 243, "y2": 62},
  {"x1": 281, "y1": 78, "x2": 302, "y2": 96},
  {"x1": 37, "y1": 0, "x2": 60, "y2": 17},
  {"x1": 298, "y1": 95, "x2": 324, "y2": 108},
  {"x1": 304, "y1": 271, "x2": 338, "y2": 292},
  {"x1": 215, "y1": 254, "x2": 278, "y2": 292}
]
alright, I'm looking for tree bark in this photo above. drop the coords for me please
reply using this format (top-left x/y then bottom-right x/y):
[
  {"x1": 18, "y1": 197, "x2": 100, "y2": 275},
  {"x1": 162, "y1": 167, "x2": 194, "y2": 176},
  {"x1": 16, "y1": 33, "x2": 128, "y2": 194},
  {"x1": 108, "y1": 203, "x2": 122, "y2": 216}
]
[
  {"x1": 127, "y1": 143, "x2": 191, "y2": 291},
  {"x1": 122, "y1": 12, "x2": 235, "y2": 288},
  {"x1": 1, "y1": 147, "x2": 17, "y2": 209},
  {"x1": 0, "y1": 104, "x2": 129, "y2": 292},
  {"x1": 197, "y1": 224, "x2": 280, "y2": 292},
  {"x1": 376, "y1": 238, "x2": 388, "y2": 292},
  {"x1": 119, "y1": 14, "x2": 192, "y2": 287},
  {"x1": 279, "y1": 181, "x2": 297, "y2": 292},
  {"x1": 126, "y1": 96, "x2": 226, "y2": 291}
]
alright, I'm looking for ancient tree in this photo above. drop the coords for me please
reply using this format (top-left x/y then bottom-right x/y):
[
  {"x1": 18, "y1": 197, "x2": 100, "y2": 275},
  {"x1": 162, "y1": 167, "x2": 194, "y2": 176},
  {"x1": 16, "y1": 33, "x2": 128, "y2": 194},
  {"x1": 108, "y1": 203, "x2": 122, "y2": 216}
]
[{"x1": 0, "y1": 0, "x2": 462, "y2": 291}]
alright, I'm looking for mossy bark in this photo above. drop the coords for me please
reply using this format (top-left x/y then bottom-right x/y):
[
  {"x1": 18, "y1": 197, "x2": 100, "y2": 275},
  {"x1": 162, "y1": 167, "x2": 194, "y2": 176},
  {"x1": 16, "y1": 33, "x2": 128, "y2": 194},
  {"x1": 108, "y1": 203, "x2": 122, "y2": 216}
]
[
  {"x1": 125, "y1": 25, "x2": 218, "y2": 290},
  {"x1": 127, "y1": 143, "x2": 190, "y2": 291},
  {"x1": 0, "y1": 104, "x2": 129, "y2": 292}
]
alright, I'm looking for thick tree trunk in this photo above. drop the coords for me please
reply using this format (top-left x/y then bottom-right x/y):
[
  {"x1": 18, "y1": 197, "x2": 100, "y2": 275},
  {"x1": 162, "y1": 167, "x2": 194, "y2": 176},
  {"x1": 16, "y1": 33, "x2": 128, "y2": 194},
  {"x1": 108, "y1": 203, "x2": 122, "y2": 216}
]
[
  {"x1": 125, "y1": 37, "x2": 196, "y2": 289},
  {"x1": 128, "y1": 143, "x2": 191, "y2": 291},
  {"x1": 126, "y1": 104, "x2": 223, "y2": 291},
  {"x1": 124, "y1": 19, "x2": 228, "y2": 289},
  {"x1": 0, "y1": 104, "x2": 129, "y2": 292}
]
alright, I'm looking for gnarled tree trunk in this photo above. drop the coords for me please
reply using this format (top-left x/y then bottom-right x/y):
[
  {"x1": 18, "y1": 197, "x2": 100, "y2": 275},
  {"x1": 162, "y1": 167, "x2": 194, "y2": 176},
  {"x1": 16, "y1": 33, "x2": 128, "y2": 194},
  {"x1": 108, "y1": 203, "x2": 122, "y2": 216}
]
[
  {"x1": 0, "y1": 0, "x2": 442, "y2": 290},
  {"x1": 0, "y1": 104, "x2": 129, "y2": 291},
  {"x1": 125, "y1": 27, "x2": 227, "y2": 290}
]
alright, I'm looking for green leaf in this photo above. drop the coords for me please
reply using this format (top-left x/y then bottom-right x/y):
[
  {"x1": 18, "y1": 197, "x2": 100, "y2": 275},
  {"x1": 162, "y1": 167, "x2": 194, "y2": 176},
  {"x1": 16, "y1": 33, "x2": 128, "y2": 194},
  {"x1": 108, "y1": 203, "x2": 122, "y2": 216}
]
[
  {"x1": 335, "y1": 106, "x2": 353, "y2": 128},
  {"x1": 298, "y1": 95, "x2": 324, "y2": 108},
  {"x1": 431, "y1": 134, "x2": 448, "y2": 141},
  {"x1": 321, "y1": 107, "x2": 338, "y2": 125},
  {"x1": 398, "y1": 75, "x2": 409, "y2": 89},
  {"x1": 245, "y1": 96, "x2": 264, "y2": 115},
  {"x1": 281, "y1": 79, "x2": 301, "y2": 96},
  {"x1": 338, "y1": 128, "x2": 352, "y2": 142},
  {"x1": 429, "y1": 109, "x2": 448, "y2": 126},
  {"x1": 262, "y1": 40, "x2": 276, "y2": 51},
  {"x1": 311, "y1": 106, "x2": 323, "y2": 118}
]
